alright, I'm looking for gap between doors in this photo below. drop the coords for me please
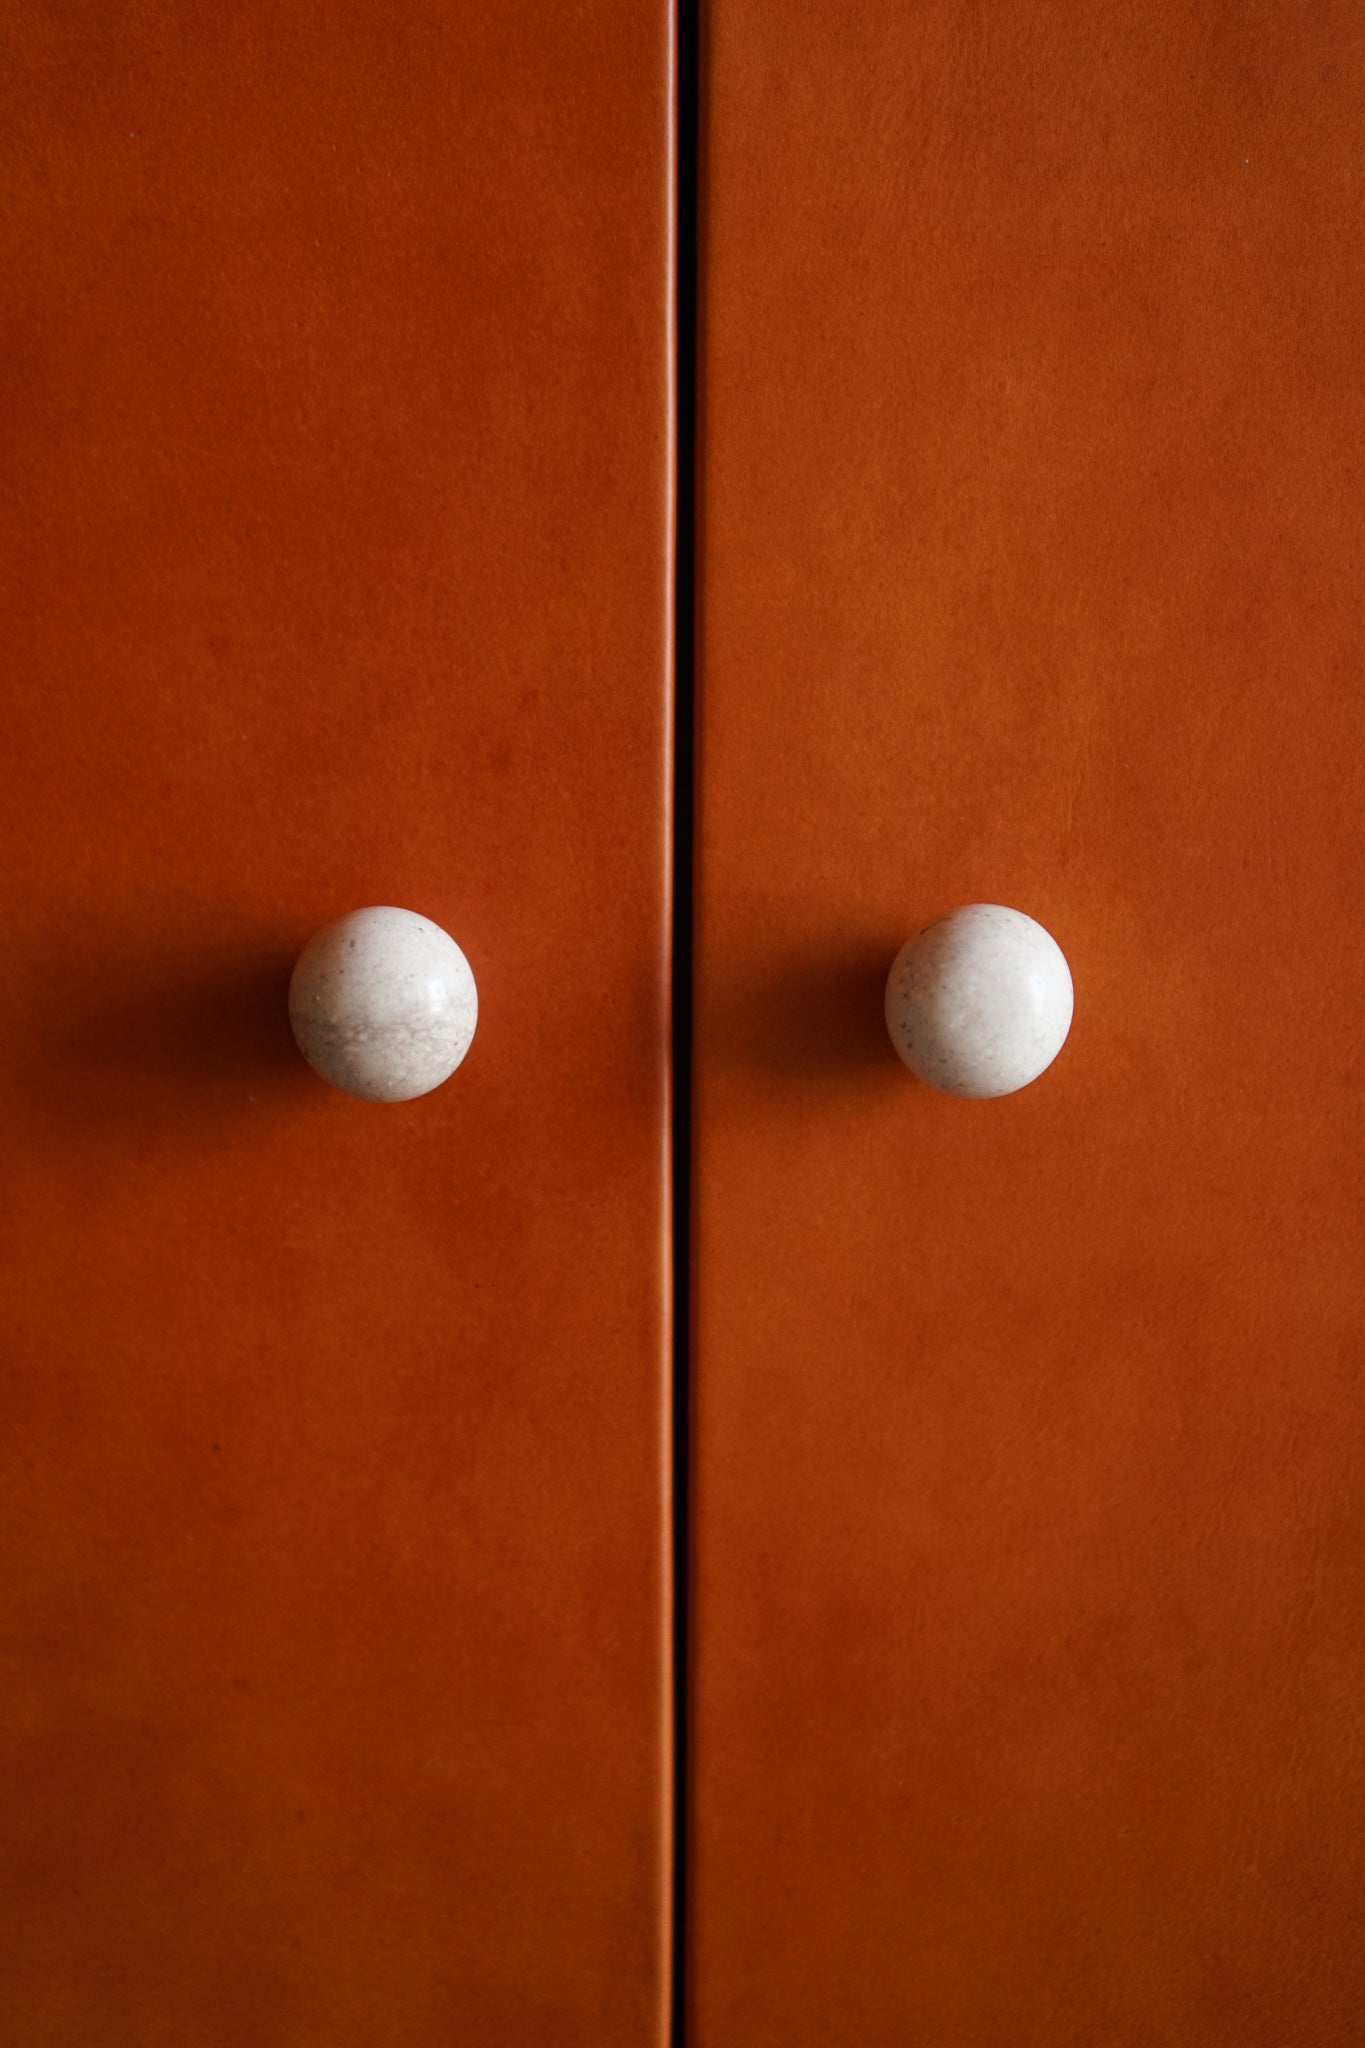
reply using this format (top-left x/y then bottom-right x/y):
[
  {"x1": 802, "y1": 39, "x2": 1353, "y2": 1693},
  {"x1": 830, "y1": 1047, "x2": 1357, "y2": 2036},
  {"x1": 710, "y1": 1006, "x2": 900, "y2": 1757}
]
[{"x1": 671, "y1": 1, "x2": 700, "y2": 2041}]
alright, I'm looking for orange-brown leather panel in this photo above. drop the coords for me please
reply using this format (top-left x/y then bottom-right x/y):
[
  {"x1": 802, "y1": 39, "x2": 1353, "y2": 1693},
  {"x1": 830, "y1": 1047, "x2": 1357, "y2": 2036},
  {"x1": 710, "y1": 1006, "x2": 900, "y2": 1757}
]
[
  {"x1": 0, "y1": 6, "x2": 673, "y2": 2041},
  {"x1": 690, "y1": 2, "x2": 1365, "y2": 2041}
]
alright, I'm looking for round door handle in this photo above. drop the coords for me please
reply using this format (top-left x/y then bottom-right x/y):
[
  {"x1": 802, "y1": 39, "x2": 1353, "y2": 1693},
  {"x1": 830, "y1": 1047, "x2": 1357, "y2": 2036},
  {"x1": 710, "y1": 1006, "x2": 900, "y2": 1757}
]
[
  {"x1": 289, "y1": 906, "x2": 478, "y2": 1102},
  {"x1": 884, "y1": 904, "x2": 1073, "y2": 1098}
]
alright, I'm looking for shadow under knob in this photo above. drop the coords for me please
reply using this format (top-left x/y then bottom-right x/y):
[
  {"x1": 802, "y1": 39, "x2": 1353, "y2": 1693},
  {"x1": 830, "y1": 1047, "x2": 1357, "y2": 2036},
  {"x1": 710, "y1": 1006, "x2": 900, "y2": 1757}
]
[
  {"x1": 289, "y1": 906, "x2": 477, "y2": 1102},
  {"x1": 885, "y1": 903, "x2": 1072, "y2": 1098}
]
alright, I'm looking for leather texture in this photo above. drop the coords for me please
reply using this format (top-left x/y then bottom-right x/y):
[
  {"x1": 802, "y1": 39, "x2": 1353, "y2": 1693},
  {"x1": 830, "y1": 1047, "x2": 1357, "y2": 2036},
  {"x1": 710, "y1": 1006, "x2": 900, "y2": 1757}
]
[
  {"x1": 689, "y1": 0, "x2": 1365, "y2": 2041},
  {"x1": 0, "y1": 5, "x2": 673, "y2": 2041}
]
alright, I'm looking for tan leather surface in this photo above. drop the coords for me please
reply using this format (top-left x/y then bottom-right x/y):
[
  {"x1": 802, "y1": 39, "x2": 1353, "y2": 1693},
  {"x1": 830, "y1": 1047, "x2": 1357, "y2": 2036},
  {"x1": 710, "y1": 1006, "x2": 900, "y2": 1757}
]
[
  {"x1": 689, "y1": 1, "x2": 1365, "y2": 2041},
  {"x1": 0, "y1": 6, "x2": 673, "y2": 2041}
]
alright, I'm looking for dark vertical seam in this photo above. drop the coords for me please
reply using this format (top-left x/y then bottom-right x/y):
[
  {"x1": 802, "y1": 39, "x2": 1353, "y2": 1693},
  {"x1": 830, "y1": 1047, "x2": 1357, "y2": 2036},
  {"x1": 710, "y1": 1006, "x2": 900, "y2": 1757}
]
[{"x1": 671, "y1": 0, "x2": 699, "y2": 2041}]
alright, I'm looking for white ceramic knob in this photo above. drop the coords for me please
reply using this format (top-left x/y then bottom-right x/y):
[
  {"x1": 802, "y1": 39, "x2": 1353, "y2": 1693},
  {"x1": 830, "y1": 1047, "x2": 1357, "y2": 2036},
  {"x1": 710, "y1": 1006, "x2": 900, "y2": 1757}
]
[
  {"x1": 885, "y1": 904, "x2": 1073, "y2": 1098},
  {"x1": 289, "y1": 906, "x2": 478, "y2": 1102}
]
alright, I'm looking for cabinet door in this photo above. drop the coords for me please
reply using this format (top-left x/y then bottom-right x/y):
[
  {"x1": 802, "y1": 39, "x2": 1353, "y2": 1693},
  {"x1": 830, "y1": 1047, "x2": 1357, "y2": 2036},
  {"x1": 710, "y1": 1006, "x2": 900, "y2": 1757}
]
[
  {"x1": 689, "y1": 1, "x2": 1365, "y2": 2041},
  {"x1": 0, "y1": 6, "x2": 673, "y2": 2042}
]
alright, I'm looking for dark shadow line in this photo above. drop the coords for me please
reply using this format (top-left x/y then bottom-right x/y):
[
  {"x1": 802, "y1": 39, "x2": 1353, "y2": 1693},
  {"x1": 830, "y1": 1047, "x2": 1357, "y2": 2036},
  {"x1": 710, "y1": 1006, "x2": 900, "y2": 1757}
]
[{"x1": 671, "y1": 0, "x2": 699, "y2": 2041}]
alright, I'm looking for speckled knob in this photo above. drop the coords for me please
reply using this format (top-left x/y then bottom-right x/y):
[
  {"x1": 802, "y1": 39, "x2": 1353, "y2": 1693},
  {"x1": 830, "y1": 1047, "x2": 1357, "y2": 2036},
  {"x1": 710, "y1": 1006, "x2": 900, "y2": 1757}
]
[
  {"x1": 885, "y1": 904, "x2": 1073, "y2": 1099},
  {"x1": 289, "y1": 906, "x2": 478, "y2": 1102}
]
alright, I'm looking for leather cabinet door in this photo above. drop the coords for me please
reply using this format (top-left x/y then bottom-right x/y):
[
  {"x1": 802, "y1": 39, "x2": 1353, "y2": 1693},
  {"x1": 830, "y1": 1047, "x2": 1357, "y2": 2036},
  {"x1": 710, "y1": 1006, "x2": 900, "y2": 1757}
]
[
  {"x1": 0, "y1": 5, "x2": 674, "y2": 2042},
  {"x1": 688, "y1": 2, "x2": 1365, "y2": 2042}
]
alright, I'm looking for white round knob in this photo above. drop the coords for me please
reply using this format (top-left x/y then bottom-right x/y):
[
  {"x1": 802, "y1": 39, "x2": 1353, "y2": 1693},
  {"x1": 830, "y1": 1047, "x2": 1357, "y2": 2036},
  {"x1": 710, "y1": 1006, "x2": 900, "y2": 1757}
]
[
  {"x1": 289, "y1": 906, "x2": 478, "y2": 1102},
  {"x1": 885, "y1": 904, "x2": 1073, "y2": 1098}
]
